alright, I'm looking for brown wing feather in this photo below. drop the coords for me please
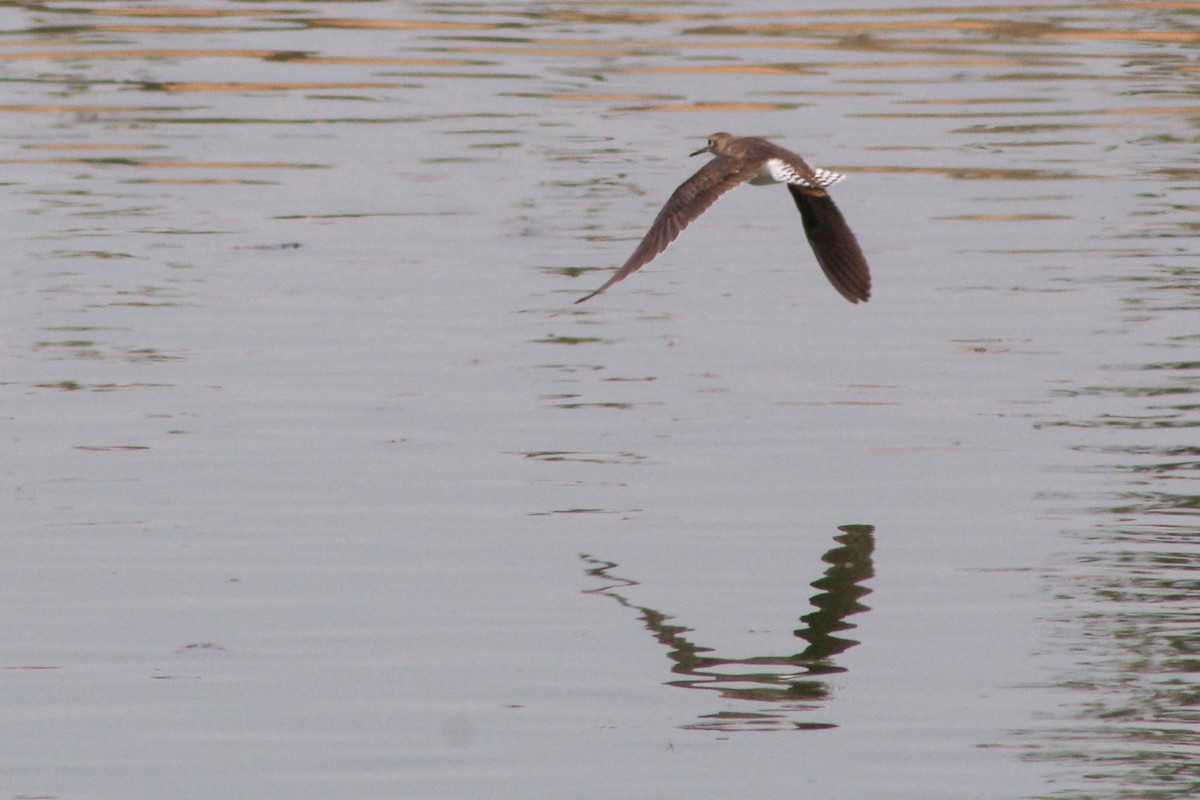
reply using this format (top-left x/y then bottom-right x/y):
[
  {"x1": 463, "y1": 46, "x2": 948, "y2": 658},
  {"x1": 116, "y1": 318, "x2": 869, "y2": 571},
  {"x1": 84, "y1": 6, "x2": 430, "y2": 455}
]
[
  {"x1": 787, "y1": 185, "x2": 871, "y2": 304},
  {"x1": 575, "y1": 156, "x2": 758, "y2": 304}
]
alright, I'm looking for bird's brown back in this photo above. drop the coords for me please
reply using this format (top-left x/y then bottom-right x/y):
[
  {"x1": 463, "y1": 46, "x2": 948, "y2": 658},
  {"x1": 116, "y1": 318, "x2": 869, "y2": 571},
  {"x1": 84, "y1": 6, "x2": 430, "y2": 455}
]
[{"x1": 712, "y1": 135, "x2": 827, "y2": 193}]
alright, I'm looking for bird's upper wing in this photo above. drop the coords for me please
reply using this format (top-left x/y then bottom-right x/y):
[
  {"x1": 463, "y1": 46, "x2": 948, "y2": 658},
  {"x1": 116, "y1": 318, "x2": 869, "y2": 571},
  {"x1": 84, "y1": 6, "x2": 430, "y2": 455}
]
[{"x1": 575, "y1": 156, "x2": 760, "y2": 304}]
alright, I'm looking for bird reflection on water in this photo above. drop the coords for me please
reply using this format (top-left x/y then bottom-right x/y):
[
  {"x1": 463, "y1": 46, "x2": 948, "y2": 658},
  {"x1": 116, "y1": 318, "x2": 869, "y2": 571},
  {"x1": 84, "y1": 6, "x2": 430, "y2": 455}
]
[{"x1": 582, "y1": 524, "x2": 875, "y2": 732}]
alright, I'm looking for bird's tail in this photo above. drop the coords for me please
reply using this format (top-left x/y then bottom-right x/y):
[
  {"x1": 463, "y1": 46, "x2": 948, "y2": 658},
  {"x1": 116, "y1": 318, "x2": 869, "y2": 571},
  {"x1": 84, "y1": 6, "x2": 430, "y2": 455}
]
[{"x1": 787, "y1": 186, "x2": 871, "y2": 304}]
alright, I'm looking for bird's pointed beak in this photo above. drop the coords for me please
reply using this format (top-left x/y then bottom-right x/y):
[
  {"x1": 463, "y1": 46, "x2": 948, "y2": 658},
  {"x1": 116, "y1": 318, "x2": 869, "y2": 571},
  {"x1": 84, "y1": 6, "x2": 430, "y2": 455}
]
[{"x1": 689, "y1": 145, "x2": 708, "y2": 157}]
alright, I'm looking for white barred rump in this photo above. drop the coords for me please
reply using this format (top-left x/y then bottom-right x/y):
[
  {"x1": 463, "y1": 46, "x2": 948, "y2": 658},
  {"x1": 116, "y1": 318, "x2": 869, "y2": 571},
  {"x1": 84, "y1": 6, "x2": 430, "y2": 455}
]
[{"x1": 766, "y1": 158, "x2": 845, "y2": 189}]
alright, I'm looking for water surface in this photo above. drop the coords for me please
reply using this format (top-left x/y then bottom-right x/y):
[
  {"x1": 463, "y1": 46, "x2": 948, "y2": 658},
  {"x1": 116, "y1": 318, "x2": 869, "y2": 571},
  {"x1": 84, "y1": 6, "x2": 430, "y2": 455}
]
[{"x1": 2, "y1": 1, "x2": 1198, "y2": 798}]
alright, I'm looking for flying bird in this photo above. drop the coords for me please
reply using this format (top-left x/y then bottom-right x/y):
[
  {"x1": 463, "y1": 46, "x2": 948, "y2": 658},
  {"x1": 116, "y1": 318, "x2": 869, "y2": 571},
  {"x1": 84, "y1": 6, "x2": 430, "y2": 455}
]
[{"x1": 575, "y1": 133, "x2": 871, "y2": 305}]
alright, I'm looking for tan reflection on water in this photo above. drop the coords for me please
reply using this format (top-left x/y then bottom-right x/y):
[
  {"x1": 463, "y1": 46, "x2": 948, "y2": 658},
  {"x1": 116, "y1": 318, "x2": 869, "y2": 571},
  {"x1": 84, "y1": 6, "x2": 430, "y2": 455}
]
[
  {"x1": 312, "y1": 19, "x2": 494, "y2": 31},
  {"x1": 7, "y1": 158, "x2": 322, "y2": 169},
  {"x1": 0, "y1": 49, "x2": 481, "y2": 67},
  {"x1": 0, "y1": 48, "x2": 285, "y2": 60},
  {"x1": 77, "y1": 7, "x2": 279, "y2": 17},
  {"x1": 152, "y1": 82, "x2": 411, "y2": 92}
]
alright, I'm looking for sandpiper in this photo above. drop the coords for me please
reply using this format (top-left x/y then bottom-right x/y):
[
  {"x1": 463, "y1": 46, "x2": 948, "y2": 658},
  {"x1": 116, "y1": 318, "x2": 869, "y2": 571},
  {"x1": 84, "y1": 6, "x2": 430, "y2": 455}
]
[{"x1": 575, "y1": 132, "x2": 871, "y2": 305}]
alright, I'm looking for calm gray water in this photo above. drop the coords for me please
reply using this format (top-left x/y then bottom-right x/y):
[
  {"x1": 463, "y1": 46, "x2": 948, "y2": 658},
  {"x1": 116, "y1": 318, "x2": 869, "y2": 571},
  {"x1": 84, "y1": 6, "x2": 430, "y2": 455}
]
[{"x1": 2, "y1": 1, "x2": 1197, "y2": 798}]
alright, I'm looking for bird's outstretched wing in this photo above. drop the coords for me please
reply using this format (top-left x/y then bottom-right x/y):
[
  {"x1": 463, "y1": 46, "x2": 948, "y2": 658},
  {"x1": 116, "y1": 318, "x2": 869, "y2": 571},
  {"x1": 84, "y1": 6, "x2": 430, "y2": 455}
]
[
  {"x1": 787, "y1": 185, "x2": 871, "y2": 304},
  {"x1": 575, "y1": 156, "x2": 760, "y2": 304}
]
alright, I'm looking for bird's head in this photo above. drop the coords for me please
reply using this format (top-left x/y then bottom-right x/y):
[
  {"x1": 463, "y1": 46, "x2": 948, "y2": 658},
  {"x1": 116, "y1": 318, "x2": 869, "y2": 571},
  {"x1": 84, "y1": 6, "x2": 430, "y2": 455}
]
[{"x1": 690, "y1": 132, "x2": 733, "y2": 157}]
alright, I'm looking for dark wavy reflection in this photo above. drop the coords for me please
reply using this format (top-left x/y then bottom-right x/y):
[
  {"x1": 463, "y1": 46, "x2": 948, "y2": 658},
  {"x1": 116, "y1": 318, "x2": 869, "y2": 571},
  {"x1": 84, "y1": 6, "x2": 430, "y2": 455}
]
[
  {"x1": 583, "y1": 523, "x2": 874, "y2": 732},
  {"x1": 1020, "y1": 138, "x2": 1199, "y2": 797},
  {"x1": 1024, "y1": 522, "x2": 1200, "y2": 799}
]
